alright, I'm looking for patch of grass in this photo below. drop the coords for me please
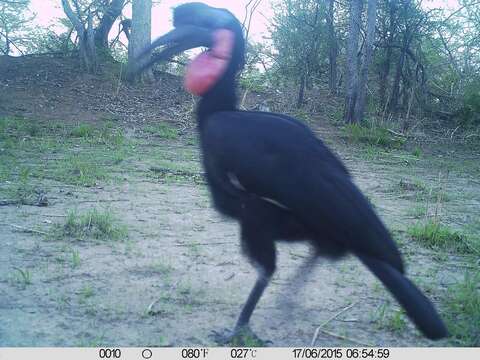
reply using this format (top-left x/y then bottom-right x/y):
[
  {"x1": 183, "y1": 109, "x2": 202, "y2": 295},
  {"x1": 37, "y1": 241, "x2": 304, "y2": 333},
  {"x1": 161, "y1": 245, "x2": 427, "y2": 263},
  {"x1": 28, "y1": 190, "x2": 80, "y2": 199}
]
[
  {"x1": 148, "y1": 160, "x2": 203, "y2": 184},
  {"x1": 412, "y1": 146, "x2": 422, "y2": 158},
  {"x1": 54, "y1": 294, "x2": 71, "y2": 310},
  {"x1": 79, "y1": 284, "x2": 94, "y2": 301},
  {"x1": 292, "y1": 109, "x2": 312, "y2": 124},
  {"x1": 0, "y1": 166, "x2": 43, "y2": 204},
  {"x1": 406, "y1": 204, "x2": 427, "y2": 219},
  {"x1": 0, "y1": 116, "x2": 43, "y2": 138},
  {"x1": 343, "y1": 123, "x2": 405, "y2": 149},
  {"x1": 226, "y1": 328, "x2": 268, "y2": 347},
  {"x1": 388, "y1": 310, "x2": 407, "y2": 332},
  {"x1": 444, "y1": 271, "x2": 480, "y2": 346},
  {"x1": 145, "y1": 123, "x2": 179, "y2": 140},
  {"x1": 98, "y1": 123, "x2": 125, "y2": 146},
  {"x1": 145, "y1": 295, "x2": 175, "y2": 318},
  {"x1": 149, "y1": 261, "x2": 174, "y2": 275},
  {"x1": 12, "y1": 267, "x2": 32, "y2": 288},
  {"x1": 54, "y1": 208, "x2": 128, "y2": 242},
  {"x1": 70, "y1": 122, "x2": 125, "y2": 147},
  {"x1": 70, "y1": 123, "x2": 95, "y2": 138},
  {"x1": 408, "y1": 221, "x2": 477, "y2": 254},
  {"x1": 362, "y1": 144, "x2": 380, "y2": 161},
  {"x1": 393, "y1": 178, "x2": 450, "y2": 203},
  {"x1": 54, "y1": 153, "x2": 109, "y2": 186},
  {"x1": 398, "y1": 179, "x2": 426, "y2": 192},
  {"x1": 373, "y1": 303, "x2": 407, "y2": 333},
  {"x1": 71, "y1": 249, "x2": 81, "y2": 268}
]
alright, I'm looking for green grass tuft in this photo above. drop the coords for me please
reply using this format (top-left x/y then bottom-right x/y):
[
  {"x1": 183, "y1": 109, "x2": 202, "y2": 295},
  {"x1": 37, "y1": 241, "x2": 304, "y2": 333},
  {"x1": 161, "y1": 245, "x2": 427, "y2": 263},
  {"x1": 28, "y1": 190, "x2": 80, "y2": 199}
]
[
  {"x1": 55, "y1": 154, "x2": 109, "y2": 186},
  {"x1": 412, "y1": 146, "x2": 422, "y2": 158},
  {"x1": 12, "y1": 267, "x2": 32, "y2": 288},
  {"x1": 444, "y1": 271, "x2": 480, "y2": 346},
  {"x1": 54, "y1": 208, "x2": 128, "y2": 242},
  {"x1": 343, "y1": 123, "x2": 405, "y2": 149},
  {"x1": 408, "y1": 221, "x2": 477, "y2": 254},
  {"x1": 145, "y1": 123, "x2": 179, "y2": 140},
  {"x1": 373, "y1": 303, "x2": 407, "y2": 333},
  {"x1": 70, "y1": 123, "x2": 95, "y2": 138}
]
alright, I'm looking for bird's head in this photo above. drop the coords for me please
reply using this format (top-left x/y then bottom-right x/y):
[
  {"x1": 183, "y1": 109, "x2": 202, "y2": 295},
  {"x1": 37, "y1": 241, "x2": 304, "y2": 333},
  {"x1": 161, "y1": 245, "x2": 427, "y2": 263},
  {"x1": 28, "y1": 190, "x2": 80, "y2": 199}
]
[{"x1": 136, "y1": 2, "x2": 245, "y2": 96}]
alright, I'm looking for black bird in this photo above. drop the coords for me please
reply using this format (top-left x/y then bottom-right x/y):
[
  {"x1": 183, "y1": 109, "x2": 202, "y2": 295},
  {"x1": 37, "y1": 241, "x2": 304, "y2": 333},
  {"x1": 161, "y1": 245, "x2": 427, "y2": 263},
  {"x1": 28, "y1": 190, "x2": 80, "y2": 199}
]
[{"x1": 136, "y1": 2, "x2": 448, "y2": 344}]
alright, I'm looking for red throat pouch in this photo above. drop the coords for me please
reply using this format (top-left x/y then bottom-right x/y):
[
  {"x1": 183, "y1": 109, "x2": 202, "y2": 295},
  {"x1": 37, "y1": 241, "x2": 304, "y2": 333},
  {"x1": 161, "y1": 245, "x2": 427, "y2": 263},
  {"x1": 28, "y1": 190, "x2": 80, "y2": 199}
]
[{"x1": 184, "y1": 29, "x2": 235, "y2": 96}]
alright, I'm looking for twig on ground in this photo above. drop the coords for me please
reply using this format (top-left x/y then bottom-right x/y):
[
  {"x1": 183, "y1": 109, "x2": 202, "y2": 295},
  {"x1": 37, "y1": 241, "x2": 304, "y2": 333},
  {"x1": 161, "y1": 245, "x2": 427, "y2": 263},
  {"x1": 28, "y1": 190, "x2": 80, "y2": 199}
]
[
  {"x1": 311, "y1": 301, "x2": 359, "y2": 346},
  {"x1": 174, "y1": 242, "x2": 235, "y2": 247},
  {"x1": 75, "y1": 199, "x2": 129, "y2": 203},
  {"x1": 387, "y1": 129, "x2": 406, "y2": 137},
  {"x1": 147, "y1": 298, "x2": 160, "y2": 315},
  {"x1": 315, "y1": 328, "x2": 374, "y2": 347},
  {"x1": 2, "y1": 223, "x2": 48, "y2": 236},
  {"x1": 0, "y1": 200, "x2": 19, "y2": 206}
]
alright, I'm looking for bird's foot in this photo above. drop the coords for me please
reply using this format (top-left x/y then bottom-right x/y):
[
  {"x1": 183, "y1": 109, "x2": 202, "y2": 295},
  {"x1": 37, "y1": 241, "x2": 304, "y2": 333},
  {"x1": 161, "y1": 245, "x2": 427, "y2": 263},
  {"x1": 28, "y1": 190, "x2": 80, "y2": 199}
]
[{"x1": 210, "y1": 326, "x2": 271, "y2": 346}]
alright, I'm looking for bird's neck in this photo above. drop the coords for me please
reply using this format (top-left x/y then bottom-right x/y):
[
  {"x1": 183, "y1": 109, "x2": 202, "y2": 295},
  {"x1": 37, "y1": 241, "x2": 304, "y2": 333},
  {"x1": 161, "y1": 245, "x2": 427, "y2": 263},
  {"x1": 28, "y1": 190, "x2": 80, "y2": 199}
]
[{"x1": 197, "y1": 74, "x2": 237, "y2": 128}]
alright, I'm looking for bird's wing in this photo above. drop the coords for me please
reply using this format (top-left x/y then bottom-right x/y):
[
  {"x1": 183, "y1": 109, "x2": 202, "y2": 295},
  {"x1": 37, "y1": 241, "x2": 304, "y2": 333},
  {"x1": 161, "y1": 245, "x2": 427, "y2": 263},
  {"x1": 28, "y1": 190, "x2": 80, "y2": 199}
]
[{"x1": 202, "y1": 110, "x2": 403, "y2": 272}]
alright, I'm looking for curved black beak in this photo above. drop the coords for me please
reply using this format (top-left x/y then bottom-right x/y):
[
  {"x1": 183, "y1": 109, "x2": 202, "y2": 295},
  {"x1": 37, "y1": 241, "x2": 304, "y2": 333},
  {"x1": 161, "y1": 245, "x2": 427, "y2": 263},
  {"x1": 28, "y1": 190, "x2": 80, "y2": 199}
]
[{"x1": 134, "y1": 25, "x2": 213, "y2": 74}]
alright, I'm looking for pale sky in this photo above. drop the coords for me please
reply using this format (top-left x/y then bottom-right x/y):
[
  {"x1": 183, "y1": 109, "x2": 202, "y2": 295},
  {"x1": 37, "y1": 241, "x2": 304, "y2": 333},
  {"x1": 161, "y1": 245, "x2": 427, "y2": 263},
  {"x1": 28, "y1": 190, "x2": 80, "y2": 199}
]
[
  {"x1": 28, "y1": 0, "x2": 461, "y2": 46},
  {"x1": 29, "y1": 0, "x2": 273, "y2": 42}
]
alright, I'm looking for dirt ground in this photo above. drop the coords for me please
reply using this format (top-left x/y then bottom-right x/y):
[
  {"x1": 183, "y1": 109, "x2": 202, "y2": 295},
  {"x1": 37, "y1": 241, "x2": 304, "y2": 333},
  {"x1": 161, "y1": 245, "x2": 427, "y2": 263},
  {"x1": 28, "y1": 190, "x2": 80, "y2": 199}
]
[{"x1": 0, "y1": 56, "x2": 479, "y2": 347}]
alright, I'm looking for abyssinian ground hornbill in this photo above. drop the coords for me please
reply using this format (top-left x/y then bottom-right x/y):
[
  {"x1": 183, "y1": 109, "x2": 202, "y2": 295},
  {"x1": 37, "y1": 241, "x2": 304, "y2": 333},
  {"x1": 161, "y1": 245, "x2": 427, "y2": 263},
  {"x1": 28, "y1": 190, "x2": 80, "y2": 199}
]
[{"x1": 136, "y1": 2, "x2": 448, "y2": 344}]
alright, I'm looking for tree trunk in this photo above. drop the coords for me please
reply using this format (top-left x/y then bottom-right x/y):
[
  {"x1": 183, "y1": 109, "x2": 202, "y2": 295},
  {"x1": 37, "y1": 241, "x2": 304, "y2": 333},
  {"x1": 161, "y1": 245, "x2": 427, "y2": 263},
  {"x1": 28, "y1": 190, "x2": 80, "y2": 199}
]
[
  {"x1": 61, "y1": 0, "x2": 97, "y2": 73},
  {"x1": 354, "y1": 0, "x2": 377, "y2": 122},
  {"x1": 4, "y1": 30, "x2": 10, "y2": 55},
  {"x1": 327, "y1": 0, "x2": 338, "y2": 95},
  {"x1": 389, "y1": 29, "x2": 409, "y2": 116},
  {"x1": 379, "y1": 0, "x2": 397, "y2": 112},
  {"x1": 296, "y1": 72, "x2": 306, "y2": 109},
  {"x1": 344, "y1": 0, "x2": 363, "y2": 124},
  {"x1": 127, "y1": 0, "x2": 154, "y2": 83},
  {"x1": 62, "y1": 0, "x2": 126, "y2": 69},
  {"x1": 94, "y1": 0, "x2": 126, "y2": 49}
]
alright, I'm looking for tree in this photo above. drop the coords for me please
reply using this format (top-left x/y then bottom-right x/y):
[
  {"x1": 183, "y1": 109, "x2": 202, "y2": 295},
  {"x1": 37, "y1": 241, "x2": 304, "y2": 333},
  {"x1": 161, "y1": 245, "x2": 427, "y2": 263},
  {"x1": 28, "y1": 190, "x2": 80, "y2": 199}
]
[
  {"x1": 61, "y1": 0, "x2": 126, "y2": 72},
  {"x1": 354, "y1": 0, "x2": 378, "y2": 122},
  {"x1": 344, "y1": 0, "x2": 363, "y2": 123},
  {"x1": 271, "y1": 0, "x2": 328, "y2": 108},
  {"x1": 126, "y1": 0, "x2": 154, "y2": 83},
  {"x1": 326, "y1": 0, "x2": 338, "y2": 95},
  {"x1": 0, "y1": 0, "x2": 32, "y2": 55}
]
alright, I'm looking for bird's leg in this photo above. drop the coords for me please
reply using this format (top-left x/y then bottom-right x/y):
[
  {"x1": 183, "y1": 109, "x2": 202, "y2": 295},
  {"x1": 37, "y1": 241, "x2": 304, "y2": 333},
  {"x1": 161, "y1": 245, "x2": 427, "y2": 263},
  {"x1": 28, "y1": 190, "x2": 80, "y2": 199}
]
[
  {"x1": 235, "y1": 269, "x2": 271, "y2": 329},
  {"x1": 212, "y1": 201, "x2": 277, "y2": 345},
  {"x1": 212, "y1": 268, "x2": 273, "y2": 346}
]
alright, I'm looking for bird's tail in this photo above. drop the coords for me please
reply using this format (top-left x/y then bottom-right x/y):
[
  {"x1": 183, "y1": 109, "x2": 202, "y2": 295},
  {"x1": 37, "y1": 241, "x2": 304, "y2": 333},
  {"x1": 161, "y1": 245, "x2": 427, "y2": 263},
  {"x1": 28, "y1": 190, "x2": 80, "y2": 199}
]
[{"x1": 357, "y1": 254, "x2": 448, "y2": 340}]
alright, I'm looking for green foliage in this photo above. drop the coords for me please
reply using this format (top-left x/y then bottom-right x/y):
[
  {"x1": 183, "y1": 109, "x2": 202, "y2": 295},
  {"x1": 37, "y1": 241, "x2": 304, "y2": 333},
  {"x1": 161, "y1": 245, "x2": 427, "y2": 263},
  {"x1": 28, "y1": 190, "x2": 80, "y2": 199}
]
[
  {"x1": 0, "y1": 0, "x2": 33, "y2": 55},
  {"x1": 55, "y1": 208, "x2": 128, "y2": 242},
  {"x1": 70, "y1": 122, "x2": 124, "y2": 146},
  {"x1": 144, "y1": 123, "x2": 179, "y2": 140},
  {"x1": 412, "y1": 146, "x2": 422, "y2": 158},
  {"x1": 12, "y1": 267, "x2": 32, "y2": 288},
  {"x1": 0, "y1": 116, "x2": 42, "y2": 138},
  {"x1": 458, "y1": 81, "x2": 480, "y2": 126},
  {"x1": 444, "y1": 270, "x2": 480, "y2": 346},
  {"x1": 343, "y1": 123, "x2": 405, "y2": 149},
  {"x1": 70, "y1": 123, "x2": 95, "y2": 138},
  {"x1": 240, "y1": 67, "x2": 268, "y2": 92},
  {"x1": 373, "y1": 303, "x2": 407, "y2": 333},
  {"x1": 56, "y1": 153, "x2": 109, "y2": 186},
  {"x1": 408, "y1": 221, "x2": 478, "y2": 255},
  {"x1": 271, "y1": 0, "x2": 327, "y2": 85},
  {"x1": 25, "y1": 26, "x2": 76, "y2": 54}
]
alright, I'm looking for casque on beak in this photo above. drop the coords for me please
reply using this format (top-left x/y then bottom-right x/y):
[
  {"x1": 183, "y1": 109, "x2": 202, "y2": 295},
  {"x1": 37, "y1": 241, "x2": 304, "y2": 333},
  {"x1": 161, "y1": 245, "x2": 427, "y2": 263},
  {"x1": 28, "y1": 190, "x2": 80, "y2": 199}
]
[{"x1": 134, "y1": 25, "x2": 213, "y2": 75}]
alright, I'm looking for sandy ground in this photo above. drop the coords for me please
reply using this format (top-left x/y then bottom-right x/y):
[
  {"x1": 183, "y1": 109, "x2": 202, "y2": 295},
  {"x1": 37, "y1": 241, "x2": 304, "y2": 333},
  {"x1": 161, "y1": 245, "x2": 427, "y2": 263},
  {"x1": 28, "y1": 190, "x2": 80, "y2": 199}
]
[{"x1": 2, "y1": 120, "x2": 477, "y2": 347}]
